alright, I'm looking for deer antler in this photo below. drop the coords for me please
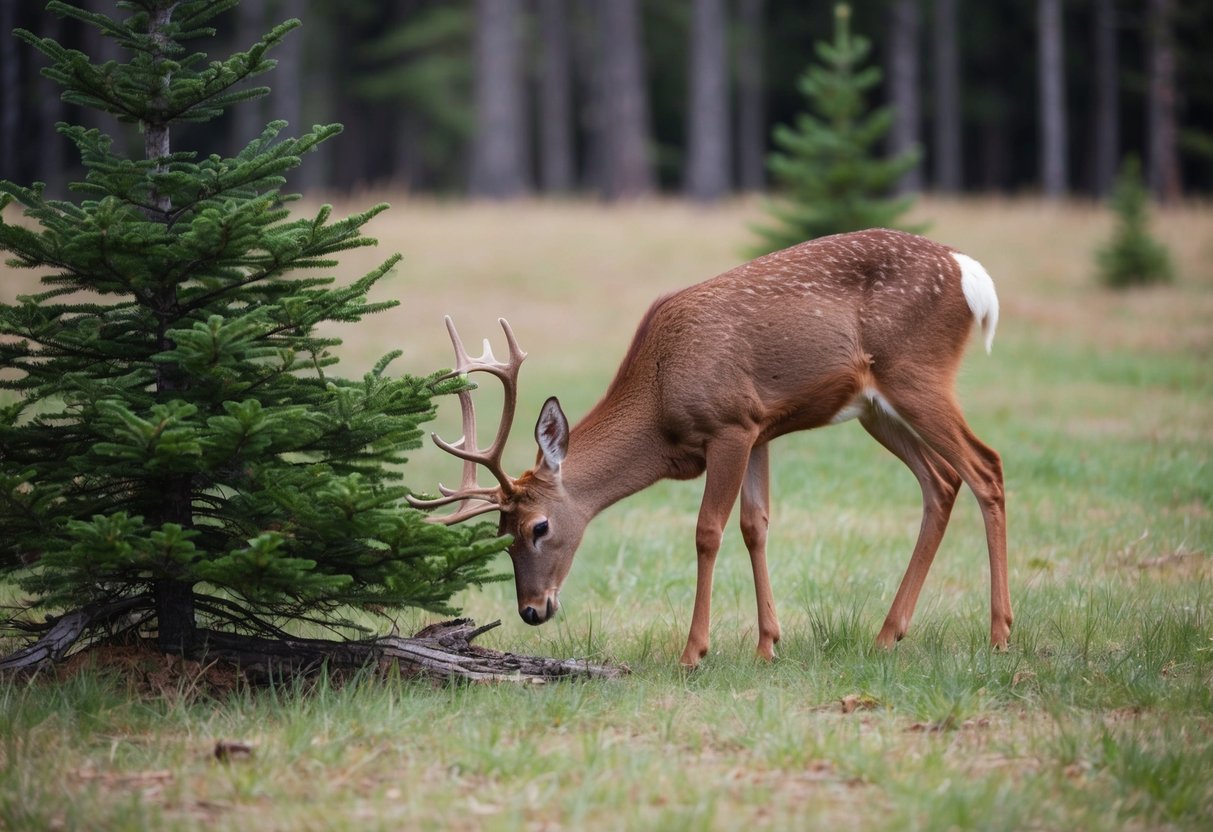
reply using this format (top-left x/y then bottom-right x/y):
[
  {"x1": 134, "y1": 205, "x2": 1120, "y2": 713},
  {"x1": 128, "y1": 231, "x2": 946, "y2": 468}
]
[{"x1": 407, "y1": 316, "x2": 527, "y2": 524}]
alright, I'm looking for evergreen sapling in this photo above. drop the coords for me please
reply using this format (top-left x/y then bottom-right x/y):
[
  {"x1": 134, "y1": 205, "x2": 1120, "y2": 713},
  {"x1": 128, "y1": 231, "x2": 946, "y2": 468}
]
[
  {"x1": 751, "y1": 3, "x2": 924, "y2": 256},
  {"x1": 0, "y1": 0, "x2": 506, "y2": 664},
  {"x1": 1096, "y1": 156, "x2": 1174, "y2": 288}
]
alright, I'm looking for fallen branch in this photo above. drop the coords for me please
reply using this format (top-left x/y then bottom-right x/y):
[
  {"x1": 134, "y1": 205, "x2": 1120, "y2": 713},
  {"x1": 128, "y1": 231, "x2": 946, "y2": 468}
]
[
  {"x1": 198, "y1": 618, "x2": 627, "y2": 683},
  {"x1": 3, "y1": 599, "x2": 627, "y2": 684},
  {"x1": 0, "y1": 595, "x2": 152, "y2": 675}
]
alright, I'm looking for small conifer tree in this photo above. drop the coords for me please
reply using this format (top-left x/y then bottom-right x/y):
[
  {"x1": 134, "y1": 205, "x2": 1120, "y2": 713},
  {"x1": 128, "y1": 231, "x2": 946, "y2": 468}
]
[
  {"x1": 0, "y1": 0, "x2": 504, "y2": 660},
  {"x1": 750, "y1": 3, "x2": 924, "y2": 255},
  {"x1": 1096, "y1": 156, "x2": 1174, "y2": 288}
]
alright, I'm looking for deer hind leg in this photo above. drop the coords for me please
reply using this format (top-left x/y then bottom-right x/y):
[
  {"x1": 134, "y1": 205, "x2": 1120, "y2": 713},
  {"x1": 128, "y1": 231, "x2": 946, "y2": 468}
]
[
  {"x1": 873, "y1": 387, "x2": 1012, "y2": 650},
  {"x1": 859, "y1": 409, "x2": 962, "y2": 648},
  {"x1": 740, "y1": 442, "x2": 780, "y2": 661},
  {"x1": 680, "y1": 427, "x2": 756, "y2": 668}
]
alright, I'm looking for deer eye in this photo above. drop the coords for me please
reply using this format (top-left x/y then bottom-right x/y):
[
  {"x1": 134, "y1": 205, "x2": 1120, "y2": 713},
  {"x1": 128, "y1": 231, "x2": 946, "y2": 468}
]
[{"x1": 532, "y1": 520, "x2": 550, "y2": 543}]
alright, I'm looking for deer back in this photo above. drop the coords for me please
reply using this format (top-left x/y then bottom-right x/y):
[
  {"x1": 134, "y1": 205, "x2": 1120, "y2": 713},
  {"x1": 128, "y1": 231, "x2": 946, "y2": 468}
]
[{"x1": 593, "y1": 229, "x2": 984, "y2": 449}]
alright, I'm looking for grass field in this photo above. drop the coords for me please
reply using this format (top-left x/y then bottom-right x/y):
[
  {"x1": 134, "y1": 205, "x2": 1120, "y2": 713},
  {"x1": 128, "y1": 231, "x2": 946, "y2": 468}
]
[{"x1": 2, "y1": 197, "x2": 1212, "y2": 830}]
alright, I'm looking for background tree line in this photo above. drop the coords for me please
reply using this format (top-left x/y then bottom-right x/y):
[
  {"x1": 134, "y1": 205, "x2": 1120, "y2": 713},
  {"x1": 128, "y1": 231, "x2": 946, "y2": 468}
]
[{"x1": 1, "y1": 0, "x2": 1210, "y2": 202}]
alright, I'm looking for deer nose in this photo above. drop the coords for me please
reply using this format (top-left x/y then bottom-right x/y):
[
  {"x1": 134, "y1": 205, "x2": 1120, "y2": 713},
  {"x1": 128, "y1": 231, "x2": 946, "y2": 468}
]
[{"x1": 520, "y1": 596, "x2": 559, "y2": 626}]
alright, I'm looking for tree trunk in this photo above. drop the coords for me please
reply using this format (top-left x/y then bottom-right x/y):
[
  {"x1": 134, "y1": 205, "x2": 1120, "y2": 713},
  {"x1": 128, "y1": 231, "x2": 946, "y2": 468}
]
[
  {"x1": 299, "y1": 0, "x2": 344, "y2": 192},
  {"x1": 1037, "y1": 0, "x2": 1068, "y2": 198},
  {"x1": 269, "y1": 0, "x2": 305, "y2": 132},
  {"x1": 268, "y1": 0, "x2": 306, "y2": 189},
  {"x1": 537, "y1": 0, "x2": 575, "y2": 193},
  {"x1": 887, "y1": 0, "x2": 922, "y2": 194},
  {"x1": 931, "y1": 0, "x2": 962, "y2": 193},
  {"x1": 145, "y1": 5, "x2": 198, "y2": 653},
  {"x1": 1146, "y1": 0, "x2": 1181, "y2": 203},
  {"x1": 595, "y1": 0, "x2": 654, "y2": 200},
  {"x1": 82, "y1": 0, "x2": 126, "y2": 150},
  {"x1": 231, "y1": 0, "x2": 266, "y2": 155},
  {"x1": 684, "y1": 0, "x2": 731, "y2": 202},
  {"x1": 1090, "y1": 0, "x2": 1119, "y2": 197},
  {"x1": 36, "y1": 12, "x2": 66, "y2": 195},
  {"x1": 469, "y1": 0, "x2": 531, "y2": 198},
  {"x1": 575, "y1": 0, "x2": 604, "y2": 191},
  {"x1": 0, "y1": 0, "x2": 18, "y2": 183},
  {"x1": 978, "y1": 98, "x2": 1011, "y2": 192},
  {"x1": 736, "y1": 0, "x2": 765, "y2": 192}
]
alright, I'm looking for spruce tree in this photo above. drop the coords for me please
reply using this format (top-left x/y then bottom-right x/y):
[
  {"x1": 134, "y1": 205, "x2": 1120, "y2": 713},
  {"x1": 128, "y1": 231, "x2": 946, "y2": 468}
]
[
  {"x1": 1096, "y1": 156, "x2": 1175, "y2": 288},
  {"x1": 0, "y1": 0, "x2": 505, "y2": 661},
  {"x1": 750, "y1": 3, "x2": 924, "y2": 255}
]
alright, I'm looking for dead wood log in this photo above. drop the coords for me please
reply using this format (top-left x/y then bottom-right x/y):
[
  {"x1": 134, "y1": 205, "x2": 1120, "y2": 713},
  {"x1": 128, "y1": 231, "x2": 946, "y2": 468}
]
[
  {"x1": 196, "y1": 618, "x2": 628, "y2": 683},
  {"x1": 0, "y1": 595, "x2": 152, "y2": 675}
]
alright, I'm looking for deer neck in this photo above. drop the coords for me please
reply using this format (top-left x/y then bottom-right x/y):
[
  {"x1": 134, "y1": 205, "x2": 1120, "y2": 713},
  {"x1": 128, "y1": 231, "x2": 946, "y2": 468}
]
[{"x1": 561, "y1": 390, "x2": 670, "y2": 518}]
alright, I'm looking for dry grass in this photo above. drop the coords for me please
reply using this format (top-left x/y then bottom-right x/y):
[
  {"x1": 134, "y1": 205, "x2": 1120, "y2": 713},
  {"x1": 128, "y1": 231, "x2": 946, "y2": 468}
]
[{"x1": 320, "y1": 194, "x2": 1213, "y2": 357}]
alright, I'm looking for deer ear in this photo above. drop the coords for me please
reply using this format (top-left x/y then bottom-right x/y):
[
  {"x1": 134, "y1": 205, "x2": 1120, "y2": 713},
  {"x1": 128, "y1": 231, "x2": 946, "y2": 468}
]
[{"x1": 535, "y1": 396, "x2": 568, "y2": 473}]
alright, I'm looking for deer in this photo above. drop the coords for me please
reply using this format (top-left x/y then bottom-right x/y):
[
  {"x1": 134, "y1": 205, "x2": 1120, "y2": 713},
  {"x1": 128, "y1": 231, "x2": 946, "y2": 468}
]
[{"x1": 408, "y1": 228, "x2": 1010, "y2": 668}]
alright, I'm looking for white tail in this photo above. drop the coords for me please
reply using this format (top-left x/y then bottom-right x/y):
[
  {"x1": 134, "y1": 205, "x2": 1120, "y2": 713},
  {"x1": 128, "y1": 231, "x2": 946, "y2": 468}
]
[
  {"x1": 411, "y1": 229, "x2": 1011, "y2": 666},
  {"x1": 954, "y1": 252, "x2": 1000, "y2": 354}
]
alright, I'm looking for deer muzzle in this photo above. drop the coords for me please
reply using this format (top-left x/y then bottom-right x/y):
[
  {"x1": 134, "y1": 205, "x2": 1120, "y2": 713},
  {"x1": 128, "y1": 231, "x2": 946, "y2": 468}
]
[{"x1": 519, "y1": 594, "x2": 559, "y2": 626}]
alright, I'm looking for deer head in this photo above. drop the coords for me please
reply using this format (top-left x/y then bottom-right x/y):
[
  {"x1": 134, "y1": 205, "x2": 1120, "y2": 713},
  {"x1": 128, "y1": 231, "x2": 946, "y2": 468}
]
[{"x1": 406, "y1": 318, "x2": 584, "y2": 626}]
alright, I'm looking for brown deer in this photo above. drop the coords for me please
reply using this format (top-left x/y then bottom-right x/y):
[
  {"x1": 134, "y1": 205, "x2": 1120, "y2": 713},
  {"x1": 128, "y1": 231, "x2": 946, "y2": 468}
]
[{"x1": 409, "y1": 229, "x2": 1010, "y2": 667}]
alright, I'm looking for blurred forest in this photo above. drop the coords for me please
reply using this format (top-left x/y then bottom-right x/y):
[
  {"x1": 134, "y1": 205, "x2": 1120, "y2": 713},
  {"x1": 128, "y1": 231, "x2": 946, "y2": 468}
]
[{"x1": 1, "y1": 0, "x2": 1211, "y2": 201}]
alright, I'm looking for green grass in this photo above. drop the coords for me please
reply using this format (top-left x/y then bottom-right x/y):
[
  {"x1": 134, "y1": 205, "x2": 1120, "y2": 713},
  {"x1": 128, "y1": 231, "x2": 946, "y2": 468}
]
[{"x1": 3, "y1": 197, "x2": 1212, "y2": 829}]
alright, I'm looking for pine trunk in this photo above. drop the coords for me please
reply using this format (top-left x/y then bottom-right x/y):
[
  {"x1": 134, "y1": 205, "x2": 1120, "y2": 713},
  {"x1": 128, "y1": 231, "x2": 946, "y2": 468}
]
[
  {"x1": 596, "y1": 0, "x2": 653, "y2": 200},
  {"x1": 887, "y1": 0, "x2": 922, "y2": 194},
  {"x1": 327, "y1": 22, "x2": 369, "y2": 189},
  {"x1": 736, "y1": 0, "x2": 765, "y2": 192},
  {"x1": 269, "y1": 0, "x2": 305, "y2": 140},
  {"x1": 0, "y1": 0, "x2": 18, "y2": 182},
  {"x1": 469, "y1": 0, "x2": 531, "y2": 198},
  {"x1": 931, "y1": 0, "x2": 961, "y2": 193},
  {"x1": 36, "y1": 13, "x2": 65, "y2": 195},
  {"x1": 231, "y1": 0, "x2": 265, "y2": 155},
  {"x1": 1146, "y1": 0, "x2": 1181, "y2": 203},
  {"x1": 83, "y1": 0, "x2": 124, "y2": 145},
  {"x1": 684, "y1": 0, "x2": 731, "y2": 202},
  {"x1": 1089, "y1": 0, "x2": 1119, "y2": 197},
  {"x1": 575, "y1": 0, "x2": 604, "y2": 192},
  {"x1": 145, "y1": 5, "x2": 197, "y2": 653},
  {"x1": 538, "y1": 0, "x2": 574, "y2": 193},
  {"x1": 1037, "y1": 0, "x2": 1068, "y2": 197}
]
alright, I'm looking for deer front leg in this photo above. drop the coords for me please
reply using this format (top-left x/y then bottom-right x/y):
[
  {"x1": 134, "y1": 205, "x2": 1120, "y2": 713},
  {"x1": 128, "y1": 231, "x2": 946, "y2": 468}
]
[
  {"x1": 740, "y1": 442, "x2": 780, "y2": 661},
  {"x1": 680, "y1": 430, "x2": 755, "y2": 668}
]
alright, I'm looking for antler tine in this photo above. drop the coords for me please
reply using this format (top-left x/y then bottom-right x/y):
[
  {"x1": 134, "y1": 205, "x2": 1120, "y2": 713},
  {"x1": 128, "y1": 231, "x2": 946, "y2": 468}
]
[
  {"x1": 407, "y1": 484, "x2": 500, "y2": 510},
  {"x1": 450, "y1": 331, "x2": 480, "y2": 500},
  {"x1": 498, "y1": 317, "x2": 526, "y2": 364},
  {"x1": 481, "y1": 318, "x2": 526, "y2": 476},
  {"x1": 451, "y1": 317, "x2": 527, "y2": 378},
  {"x1": 408, "y1": 316, "x2": 528, "y2": 523},
  {"x1": 418, "y1": 498, "x2": 507, "y2": 526},
  {"x1": 443, "y1": 314, "x2": 473, "y2": 371}
]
